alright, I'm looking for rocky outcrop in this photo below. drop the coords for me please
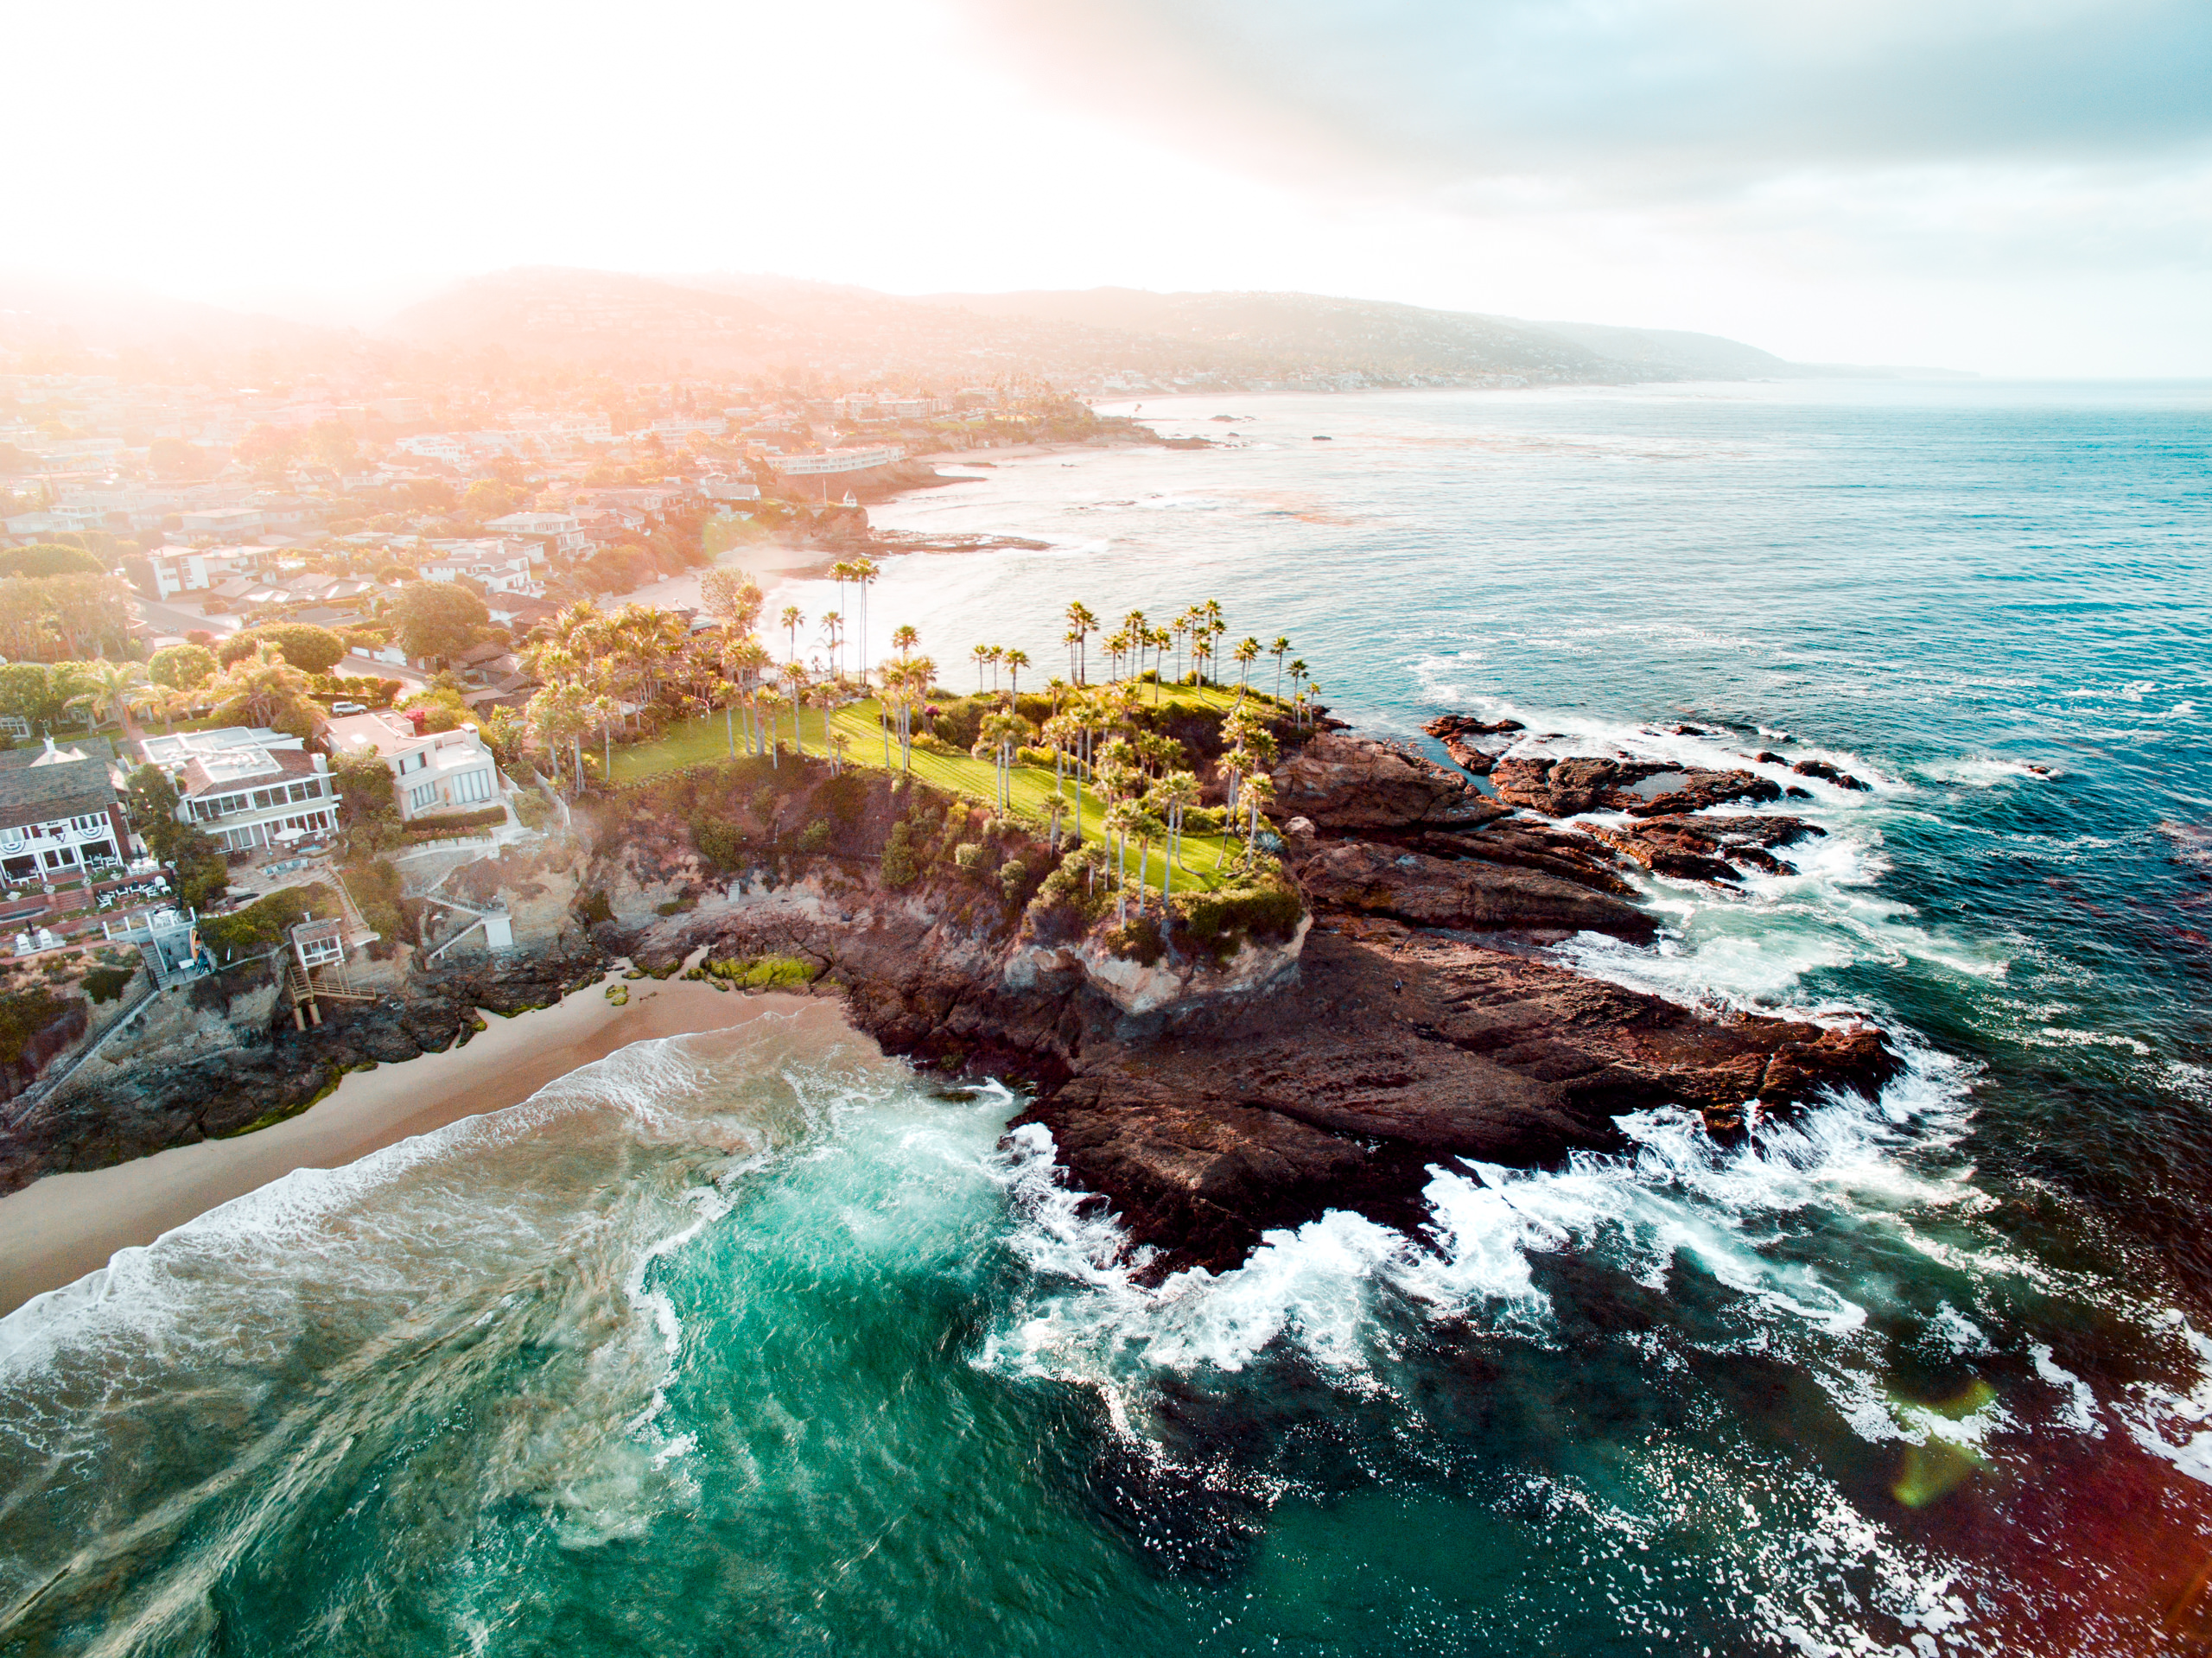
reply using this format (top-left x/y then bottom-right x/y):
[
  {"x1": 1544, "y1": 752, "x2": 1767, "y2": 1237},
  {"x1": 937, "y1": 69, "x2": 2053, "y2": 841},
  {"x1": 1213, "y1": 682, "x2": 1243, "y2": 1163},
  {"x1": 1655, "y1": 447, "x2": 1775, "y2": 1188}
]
[
  {"x1": 0, "y1": 998, "x2": 88, "y2": 1103},
  {"x1": 1491, "y1": 755, "x2": 1782, "y2": 818},
  {"x1": 1587, "y1": 815, "x2": 1825, "y2": 885},
  {"x1": 1288, "y1": 839, "x2": 1654, "y2": 941},
  {"x1": 1791, "y1": 759, "x2": 1871, "y2": 791},
  {"x1": 0, "y1": 948, "x2": 606, "y2": 1195},
  {"x1": 1272, "y1": 732, "x2": 1510, "y2": 829},
  {"x1": 1422, "y1": 714, "x2": 1525, "y2": 776},
  {"x1": 1008, "y1": 920, "x2": 1311, "y2": 1016},
  {"x1": 1014, "y1": 924, "x2": 1897, "y2": 1270}
]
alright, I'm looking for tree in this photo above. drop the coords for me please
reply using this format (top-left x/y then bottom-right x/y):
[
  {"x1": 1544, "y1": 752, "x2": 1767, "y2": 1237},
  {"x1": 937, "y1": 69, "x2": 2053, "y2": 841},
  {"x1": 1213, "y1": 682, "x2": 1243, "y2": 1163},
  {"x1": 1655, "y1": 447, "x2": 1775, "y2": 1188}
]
[
  {"x1": 218, "y1": 623, "x2": 346, "y2": 676},
  {"x1": 1270, "y1": 636, "x2": 1292, "y2": 702},
  {"x1": 780, "y1": 606, "x2": 804, "y2": 663},
  {"x1": 0, "y1": 664, "x2": 61, "y2": 734},
  {"x1": 700, "y1": 566, "x2": 765, "y2": 635},
  {"x1": 1235, "y1": 636, "x2": 1261, "y2": 691},
  {"x1": 0, "y1": 543, "x2": 103, "y2": 579},
  {"x1": 147, "y1": 438, "x2": 217, "y2": 482},
  {"x1": 211, "y1": 644, "x2": 312, "y2": 729},
  {"x1": 1004, "y1": 648, "x2": 1029, "y2": 702},
  {"x1": 393, "y1": 581, "x2": 491, "y2": 662},
  {"x1": 307, "y1": 419, "x2": 358, "y2": 471},
  {"x1": 330, "y1": 752, "x2": 403, "y2": 858},
  {"x1": 67, "y1": 660, "x2": 149, "y2": 730},
  {"x1": 149, "y1": 641, "x2": 215, "y2": 685},
  {"x1": 125, "y1": 764, "x2": 228, "y2": 909},
  {"x1": 463, "y1": 479, "x2": 517, "y2": 518}
]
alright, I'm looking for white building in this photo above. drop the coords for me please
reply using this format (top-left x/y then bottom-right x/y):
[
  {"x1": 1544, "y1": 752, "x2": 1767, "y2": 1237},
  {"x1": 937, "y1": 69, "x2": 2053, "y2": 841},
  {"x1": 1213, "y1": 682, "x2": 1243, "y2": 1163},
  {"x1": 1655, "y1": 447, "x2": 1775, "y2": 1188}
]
[
  {"x1": 0, "y1": 742, "x2": 132, "y2": 884},
  {"x1": 139, "y1": 727, "x2": 340, "y2": 853},
  {"x1": 181, "y1": 506, "x2": 264, "y2": 541},
  {"x1": 484, "y1": 511, "x2": 588, "y2": 556},
  {"x1": 422, "y1": 539, "x2": 543, "y2": 595},
  {"x1": 321, "y1": 709, "x2": 504, "y2": 821}
]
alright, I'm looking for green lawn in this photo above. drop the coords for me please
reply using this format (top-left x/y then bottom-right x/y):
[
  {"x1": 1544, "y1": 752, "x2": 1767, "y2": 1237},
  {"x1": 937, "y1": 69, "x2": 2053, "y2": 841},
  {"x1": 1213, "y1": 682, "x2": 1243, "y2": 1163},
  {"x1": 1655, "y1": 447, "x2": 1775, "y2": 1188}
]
[{"x1": 610, "y1": 682, "x2": 1285, "y2": 893}]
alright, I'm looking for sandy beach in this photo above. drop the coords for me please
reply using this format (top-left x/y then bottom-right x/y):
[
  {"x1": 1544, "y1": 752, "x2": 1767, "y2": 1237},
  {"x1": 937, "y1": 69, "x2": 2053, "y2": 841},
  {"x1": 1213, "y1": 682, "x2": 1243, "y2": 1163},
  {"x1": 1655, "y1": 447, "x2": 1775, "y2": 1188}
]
[{"x1": 0, "y1": 971, "x2": 817, "y2": 1315}]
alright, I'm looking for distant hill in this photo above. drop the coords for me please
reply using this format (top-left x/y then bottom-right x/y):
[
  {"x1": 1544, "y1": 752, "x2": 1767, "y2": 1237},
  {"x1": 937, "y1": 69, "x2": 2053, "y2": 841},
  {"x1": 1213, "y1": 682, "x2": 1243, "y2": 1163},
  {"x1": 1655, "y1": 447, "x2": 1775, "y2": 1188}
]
[{"x1": 1, "y1": 264, "x2": 1880, "y2": 389}]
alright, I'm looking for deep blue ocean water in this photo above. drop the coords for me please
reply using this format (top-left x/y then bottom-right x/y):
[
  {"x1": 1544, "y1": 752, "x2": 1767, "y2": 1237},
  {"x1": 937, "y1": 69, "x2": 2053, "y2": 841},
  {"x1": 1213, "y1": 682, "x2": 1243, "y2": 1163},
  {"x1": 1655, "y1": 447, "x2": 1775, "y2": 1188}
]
[{"x1": 3, "y1": 381, "x2": 2209, "y2": 1655}]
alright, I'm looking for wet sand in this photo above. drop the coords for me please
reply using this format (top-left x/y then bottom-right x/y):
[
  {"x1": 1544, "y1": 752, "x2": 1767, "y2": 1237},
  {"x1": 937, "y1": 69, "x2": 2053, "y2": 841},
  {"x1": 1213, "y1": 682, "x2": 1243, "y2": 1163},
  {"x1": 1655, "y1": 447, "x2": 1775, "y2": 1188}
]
[{"x1": 0, "y1": 973, "x2": 819, "y2": 1315}]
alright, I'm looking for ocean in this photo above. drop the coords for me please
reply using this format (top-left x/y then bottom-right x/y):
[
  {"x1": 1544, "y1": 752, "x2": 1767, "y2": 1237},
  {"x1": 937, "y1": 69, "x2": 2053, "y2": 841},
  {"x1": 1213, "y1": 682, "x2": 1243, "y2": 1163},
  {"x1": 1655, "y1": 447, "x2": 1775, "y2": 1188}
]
[{"x1": 3, "y1": 380, "x2": 2209, "y2": 1655}]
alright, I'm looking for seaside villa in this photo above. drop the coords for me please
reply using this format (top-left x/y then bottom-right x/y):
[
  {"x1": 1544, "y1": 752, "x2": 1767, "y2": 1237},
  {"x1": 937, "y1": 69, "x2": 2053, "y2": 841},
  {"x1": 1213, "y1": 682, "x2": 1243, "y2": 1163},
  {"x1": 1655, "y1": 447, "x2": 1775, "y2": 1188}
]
[
  {"x1": 137, "y1": 727, "x2": 340, "y2": 853},
  {"x1": 319, "y1": 709, "x2": 504, "y2": 822},
  {"x1": 0, "y1": 741, "x2": 133, "y2": 883}
]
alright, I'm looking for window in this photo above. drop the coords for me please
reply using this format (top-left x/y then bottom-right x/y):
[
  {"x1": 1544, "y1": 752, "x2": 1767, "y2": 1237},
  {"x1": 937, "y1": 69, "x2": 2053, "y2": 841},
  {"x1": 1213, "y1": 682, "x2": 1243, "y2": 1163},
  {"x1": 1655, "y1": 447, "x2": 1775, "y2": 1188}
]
[
  {"x1": 287, "y1": 780, "x2": 321, "y2": 803},
  {"x1": 453, "y1": 768, "x2": 493, "y2": 804},
  {"x1": 409, "y1": 780, "x2": 441, "y2": 812}
]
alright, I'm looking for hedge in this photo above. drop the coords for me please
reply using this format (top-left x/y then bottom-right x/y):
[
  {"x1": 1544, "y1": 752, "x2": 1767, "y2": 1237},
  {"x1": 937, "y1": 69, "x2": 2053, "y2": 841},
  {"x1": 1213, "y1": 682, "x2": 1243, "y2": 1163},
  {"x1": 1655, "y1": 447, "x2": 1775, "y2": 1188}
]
[{"x1": 401, "y1": 805, "x2": 507, "y2": 841}]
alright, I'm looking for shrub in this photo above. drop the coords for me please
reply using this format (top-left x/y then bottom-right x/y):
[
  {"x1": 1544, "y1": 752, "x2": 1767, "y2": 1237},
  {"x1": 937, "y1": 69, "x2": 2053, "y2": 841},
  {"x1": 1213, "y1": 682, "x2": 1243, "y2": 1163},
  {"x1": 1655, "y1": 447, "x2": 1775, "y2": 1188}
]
[
  {"x1": 690, "y1": 816, "x2": 750, "y2": 871},
  {"x1": 1015, "y1": 746, "x2": 1056, "y2": 768},
  {"x1": 798, "y1": 817, "x2": 830, "y2": 852},
  {"x1": 81, "y1": 964, "x2": 137, "y2": 1004},
  {"x1": 1182, "y1": 805, "x2": 1227, "y2": 833},
  {"x1": 578, "y1": 889, "x2": 614, "y2": 927},
  {"x1": 200, "y1": 884, "x2": 338, "y2": 960},
  {"x1": 0, "y1": 988, "x2": 73, "y2": 1062},
  {"x1": 880, "y1": 821, "x2": 918, "y2": 888},
  {"x1": 343, "y1": 860, "x2": 404, "y2": 943},
  {"x1": 953, "y1": 842, "x2": 982, "y2": 871},
  {"x1": 655, "y1": 896, "x2": 697, "y2": 917},
  {"x1": 511, "y1": 791, "x2": 554, "y2": 831},
  {"x1": 909, "y1": 732, "x2": 955, "y2": 754},
  {"x1": 1173, "y1": 868, "x2": 1305, "y2": 961},
  {"x1": 1103, "y1": 914, "x2": 1166, "y2": 965},
  {"x1": 402, "y1": 805, "x2": 507, "y2": 841},
  {"x1": 998, "y1": 858, "x2": 1028, "y2": 900}
]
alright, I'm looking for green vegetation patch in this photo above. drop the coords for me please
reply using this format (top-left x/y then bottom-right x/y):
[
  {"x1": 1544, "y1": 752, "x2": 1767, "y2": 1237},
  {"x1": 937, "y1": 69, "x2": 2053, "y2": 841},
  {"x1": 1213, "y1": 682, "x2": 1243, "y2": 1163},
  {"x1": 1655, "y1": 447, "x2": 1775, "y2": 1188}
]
[
  {"x1": 0, "y1": 987, "x2": 74, "y2": 1064},
  {"x1": 199, "y1": 884, "x2": 338, "y2": 960},
  {"x1": 700, "y1": 954, "x2": 817, "y2": 990}
]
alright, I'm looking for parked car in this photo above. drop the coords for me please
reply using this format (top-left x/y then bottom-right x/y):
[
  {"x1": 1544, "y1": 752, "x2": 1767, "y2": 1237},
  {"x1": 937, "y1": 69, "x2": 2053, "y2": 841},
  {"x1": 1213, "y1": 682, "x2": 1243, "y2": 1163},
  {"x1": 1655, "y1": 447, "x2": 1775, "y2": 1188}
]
[{"x1": 330, "y1": 700, "x2": 366, "y2": 715}]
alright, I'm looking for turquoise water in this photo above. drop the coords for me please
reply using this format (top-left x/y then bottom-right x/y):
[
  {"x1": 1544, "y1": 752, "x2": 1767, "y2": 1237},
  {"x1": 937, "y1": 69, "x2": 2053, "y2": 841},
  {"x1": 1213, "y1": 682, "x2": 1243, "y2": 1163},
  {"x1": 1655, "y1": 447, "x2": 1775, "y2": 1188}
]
[{"x1": 4, "y1": 382, "x2": 2210, "y2": 1655}]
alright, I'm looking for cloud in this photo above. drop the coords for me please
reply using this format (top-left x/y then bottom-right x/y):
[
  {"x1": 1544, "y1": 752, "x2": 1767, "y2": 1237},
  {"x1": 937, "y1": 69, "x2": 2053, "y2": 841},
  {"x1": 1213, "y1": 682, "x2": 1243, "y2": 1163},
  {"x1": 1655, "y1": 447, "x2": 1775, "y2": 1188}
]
[{"x1": 953, "y1": 0, "x2": 2212, "y2": 197}]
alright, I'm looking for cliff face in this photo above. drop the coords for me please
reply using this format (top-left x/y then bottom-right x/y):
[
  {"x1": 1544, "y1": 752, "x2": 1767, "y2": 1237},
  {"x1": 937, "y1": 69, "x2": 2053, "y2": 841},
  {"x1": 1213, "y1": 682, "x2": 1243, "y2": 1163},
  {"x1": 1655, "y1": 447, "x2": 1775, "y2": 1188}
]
[{"x1": 0, "y1": 723, "x2": 1901, "y2": 1278}]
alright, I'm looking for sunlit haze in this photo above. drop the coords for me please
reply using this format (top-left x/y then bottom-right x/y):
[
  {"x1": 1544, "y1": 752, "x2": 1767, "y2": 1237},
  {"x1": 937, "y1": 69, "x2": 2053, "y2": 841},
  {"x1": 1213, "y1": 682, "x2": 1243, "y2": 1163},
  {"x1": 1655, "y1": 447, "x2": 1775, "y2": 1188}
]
[{"x1": 12, "y1": 0, "x2": 2209, "y2": 374}]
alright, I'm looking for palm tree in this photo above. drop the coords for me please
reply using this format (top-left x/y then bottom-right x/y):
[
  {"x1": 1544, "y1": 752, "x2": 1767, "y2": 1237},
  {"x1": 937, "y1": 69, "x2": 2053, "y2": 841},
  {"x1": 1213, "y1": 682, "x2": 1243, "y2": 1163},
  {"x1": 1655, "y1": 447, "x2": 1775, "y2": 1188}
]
[
  {"x1": 1101, "y1": 798, "x2": 1142, "y2": 924},
  {"x1": 756, "y1": 684, "x2": 786, "y2": 768},
  {"x1": 985, "y1": 644, "x2": 1004, "y2": 692},
  {"x1": 976, "y1": 709, "x2": 1026, "y2": 812},
  {"x1": 1154, "y1": 770, "x2": 1200, "y2": 905},
  {"x1": 1003, "y1": 647, "x2": 1029, "y2": 703},
  {"x1": 971, "y1": 642, "x2": 991, "y2": 691},
  {"x1": 1234, "y1": 637, "x2": 1261, "y2": 694},
  {"x1": 829, "y1": 729, "x2": 852, "y2": 777},
  {"x1": 1270, "y1": 636, "x2": 1292, "y2": 702},
  {"x1": 1064, "y1": 600, "x2": 1096, "y2": 684},
  {"x1": 1287, "y1": 658, "x2": 1308, "y2": 725},
  {"x1": 67, "y1": 659, "x2": 149, "y2": 732},
  {"x1": 1240, "y1": 771, "x2": 1277, "y2": 853},
  {"x1": 212, "y1": 644, "x2": 308, "y2": 728},
  {"x1": 891, "y1": 624, "x2": 919, "y2": 659},
  {"x1": 713, "y1": 676, "x2": 743, "y2": 758},
  {"x1": 782, "y1": 662, "x2": 810, "y2": 755},
  {"x1": 728, "y1": 638, "x2": 772, "y2": 754},
  {"x1": 850, "y1": 556, "x2": 880, "y2": 689},
  {"x1": 781, "y1": 606, "x2": 805, "y2": 664}
]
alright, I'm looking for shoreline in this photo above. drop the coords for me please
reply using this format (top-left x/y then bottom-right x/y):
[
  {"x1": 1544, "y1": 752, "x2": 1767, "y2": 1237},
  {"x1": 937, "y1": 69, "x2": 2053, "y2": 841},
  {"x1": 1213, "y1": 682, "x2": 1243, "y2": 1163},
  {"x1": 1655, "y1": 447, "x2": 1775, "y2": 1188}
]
[{"x1": 0, "y1": 971, "x2": 815, "y2": 1316}]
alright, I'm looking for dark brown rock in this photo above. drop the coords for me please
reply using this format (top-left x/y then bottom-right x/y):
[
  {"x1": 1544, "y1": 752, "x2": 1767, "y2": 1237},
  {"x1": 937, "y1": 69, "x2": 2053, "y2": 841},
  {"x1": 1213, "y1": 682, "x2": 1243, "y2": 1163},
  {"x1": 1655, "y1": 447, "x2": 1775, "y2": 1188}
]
[
  {"x1": 1271, "y1": 731, "x2": 1510, "y2": 829},
  {"x1": 1291, "y1": 839, "x2": 1656, "y2": 940},
  {"x1": 1491, "y1": 755, "x2": 1782, "y2": 818},
  {"x1": 1014, "y1": 928, "x2": 1899, "y2": 1271},
  {"x1": 1587, "y1": 815, "x2": 1826, "y2": 886},
  {"x1": 1791, "y1": 759, "x2": 1871, "y2": 791},
  {"x1": 1423, "y1": 714, "x2": 1526, "y2": 775}
]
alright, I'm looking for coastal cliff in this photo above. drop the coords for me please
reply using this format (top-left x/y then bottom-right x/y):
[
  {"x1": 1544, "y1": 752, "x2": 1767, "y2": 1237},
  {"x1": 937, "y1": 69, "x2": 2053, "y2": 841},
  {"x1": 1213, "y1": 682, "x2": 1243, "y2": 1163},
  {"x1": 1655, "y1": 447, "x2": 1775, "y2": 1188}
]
[{"x1": 0, "y1": 714, "x2": 1897, "y2": 1274}]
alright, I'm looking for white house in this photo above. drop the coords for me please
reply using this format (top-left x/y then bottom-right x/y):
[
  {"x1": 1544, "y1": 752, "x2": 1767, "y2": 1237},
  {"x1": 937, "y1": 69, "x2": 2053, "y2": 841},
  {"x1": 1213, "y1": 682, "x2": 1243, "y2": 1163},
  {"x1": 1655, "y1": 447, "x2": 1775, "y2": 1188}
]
[
  {"x1": 321, "y1": 709, "x2": 504, "y2": 821},
  {"x1": 138, "y1": 727, "x2": 340, "y2": 853},
  {"x1": 484, "y1": 511, "x2": 588, "y2": 556},
  {"x1": 0, "y1": 742, "x2": 132, "y2": 884},
  {"x1": 181, "y1": 506, "x2": 264, "y2": 541}
]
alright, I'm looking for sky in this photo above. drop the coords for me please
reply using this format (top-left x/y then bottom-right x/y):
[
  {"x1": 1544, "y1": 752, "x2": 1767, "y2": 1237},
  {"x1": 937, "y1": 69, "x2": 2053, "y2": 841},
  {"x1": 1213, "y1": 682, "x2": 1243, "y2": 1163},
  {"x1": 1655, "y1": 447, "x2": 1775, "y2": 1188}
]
[{"x1": 12, "y1": 0, "x2": 2210, "y2": 375}]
